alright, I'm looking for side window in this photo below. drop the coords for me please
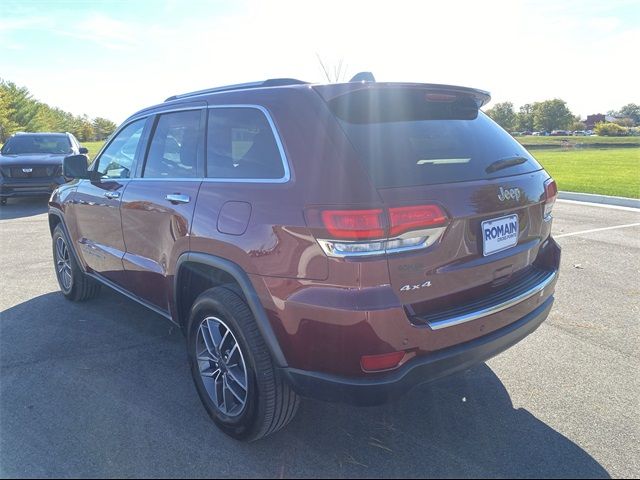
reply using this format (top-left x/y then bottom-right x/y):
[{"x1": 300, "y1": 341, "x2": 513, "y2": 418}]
[
  {"x1": 96, "y1": 119, "x2": 146, "y2": 179},
  {"x1": 207, "y1": 108, "x2": 285, "y2": 179},
  {"x1": 143, "y1": 110, "x2": 201, "y2": 178}
]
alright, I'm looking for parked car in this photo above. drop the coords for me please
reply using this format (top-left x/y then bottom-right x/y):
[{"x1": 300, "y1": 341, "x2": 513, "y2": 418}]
[
  {"x1": 49, "y1": 76, "x2": 561, "y2": 441},
  {"x1": 0, "y1": 132, "x2": 87, "y2": 205},
  {"x1": 521, "y1": 131, "x2": 533, "y2": 136},
  {"x1": 550, "y1": 130, "x2": 571, "y2": 136}
]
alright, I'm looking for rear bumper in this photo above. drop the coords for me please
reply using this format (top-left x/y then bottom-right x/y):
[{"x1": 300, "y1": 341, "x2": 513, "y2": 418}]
[
  {"x1": 282, "y1": 296, "x2": 553, "y2": 405},
  {"x1": 259, "y1": 237, "x2": 560, "y2": 378},
  {"x1": 0, "y1": 176, "x2": 65, "y2": 197}
]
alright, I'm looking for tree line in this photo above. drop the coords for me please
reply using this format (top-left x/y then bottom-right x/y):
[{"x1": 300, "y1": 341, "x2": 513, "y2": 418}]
[
  {"x1": 484, "y1": 99, "x2": 640, "y2": 133},
  {"x1": 0, "y1": 79, "x2": 117, "y2": 143}
]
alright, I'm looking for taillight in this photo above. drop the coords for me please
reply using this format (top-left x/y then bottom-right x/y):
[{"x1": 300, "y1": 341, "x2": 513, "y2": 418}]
[
  {"x1": 388, "y1": 205, "x2": 447, "y2": 237},
  {"x1": 311, "y1": 204, "x2": 449, "y2": 258},
  {"x1": 544, "y1": 178, "x2": 558, "y2": 219},
  {"x1": 321, "y1": 209, "x2": 385, "y2": 240}
]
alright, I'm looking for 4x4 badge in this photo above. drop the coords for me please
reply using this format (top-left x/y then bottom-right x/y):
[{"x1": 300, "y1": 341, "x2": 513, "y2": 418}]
[{"x1": 400, "y1": 280, "x2": 432, "y2": 292}]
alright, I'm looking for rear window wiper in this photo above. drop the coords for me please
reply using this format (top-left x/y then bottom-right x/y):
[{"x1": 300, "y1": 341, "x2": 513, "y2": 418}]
[{"x1": 485, "y1": 155, "x2": 528, "y2": 174}]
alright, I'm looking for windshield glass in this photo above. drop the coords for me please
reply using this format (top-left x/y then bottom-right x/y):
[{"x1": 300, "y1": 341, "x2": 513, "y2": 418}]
[{"x1": 1, "y1": 135, "x2": 72, "y2": 155}]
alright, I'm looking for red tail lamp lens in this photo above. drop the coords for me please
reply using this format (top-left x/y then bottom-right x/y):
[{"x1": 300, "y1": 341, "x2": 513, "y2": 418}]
[
  {"x1": 320, "y1": 209, "x2": 385, "y2": 240},
  {"x1": 318, "y1": 205, "x2": 447, "y2": 241},
  {"x1": 361, "y1": 351, "x2": 406, "y2": 372},
  {"x1": 388, "y1": 205, "x2": 448, "y2": 237},
  {"x1": 544, "y1": 178, "x2": 558, "y2": 218},
  {"x1": 544, "y1": 178, "x2": 558, "y2": 201}
]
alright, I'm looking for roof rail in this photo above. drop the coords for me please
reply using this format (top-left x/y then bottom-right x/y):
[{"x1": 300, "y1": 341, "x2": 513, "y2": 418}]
[{"x1": 164, "y1": 78, "x2": 308, "y2": 102}]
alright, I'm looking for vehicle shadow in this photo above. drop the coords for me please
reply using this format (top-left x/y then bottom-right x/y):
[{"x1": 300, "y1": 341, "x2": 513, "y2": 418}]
[
  {"x1": 0, "y1": 290, "x2": 610, "y2": 478},
  {"x1": 0, "y1": 197, "x2": 49, "y2": 220}
]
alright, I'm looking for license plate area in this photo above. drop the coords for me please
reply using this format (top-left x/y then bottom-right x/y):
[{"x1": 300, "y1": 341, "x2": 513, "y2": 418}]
[{"x1": 482, "y1": 214, "x2": 519, "y2": 256}]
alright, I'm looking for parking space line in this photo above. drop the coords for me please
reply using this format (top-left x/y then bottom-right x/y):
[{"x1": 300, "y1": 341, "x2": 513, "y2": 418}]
[
  {"x1": 555, "y1": 223, "x2": 640, "y2": 238},
  {"x1": 557, "y1": 199, "x2": 640, "y2": 213}
]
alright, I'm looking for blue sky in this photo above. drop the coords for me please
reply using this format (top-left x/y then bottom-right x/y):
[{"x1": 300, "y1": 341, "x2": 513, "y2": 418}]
[{"x1": 2, "y1": 0, "x2": 638, "y2": 123}]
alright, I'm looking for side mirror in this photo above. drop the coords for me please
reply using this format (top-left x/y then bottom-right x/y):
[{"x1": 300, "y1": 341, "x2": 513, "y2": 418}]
[
  {"x1": 63, "y1": 154, "x2": 91, "y2": 179},
  {"x1": 79, "y1": 147, "x2": 89, "y2": 155}
]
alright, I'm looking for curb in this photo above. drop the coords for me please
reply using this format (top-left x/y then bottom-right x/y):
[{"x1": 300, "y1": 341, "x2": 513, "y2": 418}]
[{"x1": 558, "y1": 191, "x2": 640, "y2": 209}]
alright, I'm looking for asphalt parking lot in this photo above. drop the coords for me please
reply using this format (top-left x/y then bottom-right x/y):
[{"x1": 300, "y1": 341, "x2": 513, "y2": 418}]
[{"x1": 0, "y1": 198, "x2": 638, "y2": 478}]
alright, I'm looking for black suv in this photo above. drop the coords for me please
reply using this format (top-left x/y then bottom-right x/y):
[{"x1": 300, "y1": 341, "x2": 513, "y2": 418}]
[{"x1": 0, "y1": 132, "x2": 87, "y2": 205}]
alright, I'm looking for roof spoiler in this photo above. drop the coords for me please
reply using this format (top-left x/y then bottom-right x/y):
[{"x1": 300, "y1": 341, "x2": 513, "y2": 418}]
[
  {"x1": 317, "y1": 83, "x2": 492, "y2": 123},
  {"x1": 314, "y1": 82, "x2": 491, "y2": 109}
]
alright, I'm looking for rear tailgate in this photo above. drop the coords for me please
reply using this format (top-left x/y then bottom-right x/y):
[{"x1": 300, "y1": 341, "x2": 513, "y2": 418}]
[
  {"x1": 377, "y1": 172, "x2": 550, "y2": 309},
  {"x1": 318, "y1": 82, "x2": 556, "y2": 322}
]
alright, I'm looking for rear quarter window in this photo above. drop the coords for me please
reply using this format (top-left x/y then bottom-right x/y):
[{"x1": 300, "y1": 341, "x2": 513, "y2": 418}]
[{"x1": 206, "y1": 108, "x2": 285, "y2": 180}]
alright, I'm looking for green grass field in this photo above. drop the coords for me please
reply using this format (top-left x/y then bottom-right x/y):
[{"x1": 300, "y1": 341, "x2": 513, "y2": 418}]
[
  {"x1": 532, "y1": 148, "x2": 640, "y2": 198},
  {"x1": 516, "y1": 135, "x2": 640, "y2": 148},
  {"x1": 83, "y1": 141, "x2": 105, "y2": 159}
]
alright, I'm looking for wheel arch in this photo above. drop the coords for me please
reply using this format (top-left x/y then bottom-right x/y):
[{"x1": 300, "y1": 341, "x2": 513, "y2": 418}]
[
  {"x1": 48, "y1": 210, "x2": 62, "y2": 235},
  {"x1": 48, "y1": 208, "x2": 86, "y2": 272},
  {"x1": 175, "y1": 252, "x2": 288, "y2": 368}
]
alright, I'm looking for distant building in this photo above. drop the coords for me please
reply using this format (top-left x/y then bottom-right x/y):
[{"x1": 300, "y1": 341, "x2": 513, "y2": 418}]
[
  {"x1": 585, "y1": 114, "x2": 604, "y2": 129},
  {"x1": 585, "y1": 114, "x2": 619, "y2": 129}
]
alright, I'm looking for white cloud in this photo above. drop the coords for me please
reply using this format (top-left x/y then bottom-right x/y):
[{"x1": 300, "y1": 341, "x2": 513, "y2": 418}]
[
  {"x1": 586, "y1": 17, "x2": 623, "y2": 33},
  {"x1": 0, "y1": 17, "x2": 51, "y2": 32},
  {"x1": 56, "y1": 13, "x2": 140, "y2": 50}
]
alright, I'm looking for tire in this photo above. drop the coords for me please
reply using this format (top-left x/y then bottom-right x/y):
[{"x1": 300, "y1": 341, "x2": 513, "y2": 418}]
[
  {"x1": 187, "y1": 285, "x2": 299, "y2": 441},
  {"x1": 52, "y1": 224, "x2": 101, "y2": 301}
]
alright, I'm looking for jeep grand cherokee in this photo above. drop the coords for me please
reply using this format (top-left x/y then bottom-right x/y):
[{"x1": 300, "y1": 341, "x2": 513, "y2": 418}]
[{"x1": 49, "y1": 75, "x2": 560, "y2": 441}]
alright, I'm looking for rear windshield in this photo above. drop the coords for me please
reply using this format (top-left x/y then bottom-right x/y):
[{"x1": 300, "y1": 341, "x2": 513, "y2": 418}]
[
  {"x1": 330, "y1": 89, "x2": 542, "y2": 187},
  {"x1": 1, "y1": 135, "x2": 72, "y2": 155}
]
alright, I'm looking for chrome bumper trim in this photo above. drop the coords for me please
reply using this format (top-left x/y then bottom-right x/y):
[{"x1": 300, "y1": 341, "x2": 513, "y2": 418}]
[{"x1": 429, "y1": 270, "x2": 557, "y2": 330}]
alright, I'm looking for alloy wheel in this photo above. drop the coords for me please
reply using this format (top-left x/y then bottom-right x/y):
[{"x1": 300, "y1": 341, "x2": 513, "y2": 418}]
[
  {"x1": 55, "y1": 236, "x2": 72, "y2": 290},
  {"x1": 196, "y1": 316, "x2": 249, "y2": 417}
]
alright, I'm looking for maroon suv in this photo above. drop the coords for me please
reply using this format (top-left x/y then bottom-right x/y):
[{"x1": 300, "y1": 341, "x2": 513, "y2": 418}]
[{"x1": 49, "y1": 76, "x2": 560, "y2": 441}]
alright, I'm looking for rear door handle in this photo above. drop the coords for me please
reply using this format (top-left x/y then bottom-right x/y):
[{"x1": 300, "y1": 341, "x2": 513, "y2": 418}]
[
  {"x1": 104, "y1": 191, "x2": 120, "y2": 200},
  {"x1": 165, "y1": 193, "x2": 191, "y2": 204}
]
